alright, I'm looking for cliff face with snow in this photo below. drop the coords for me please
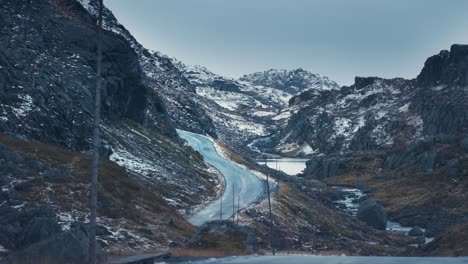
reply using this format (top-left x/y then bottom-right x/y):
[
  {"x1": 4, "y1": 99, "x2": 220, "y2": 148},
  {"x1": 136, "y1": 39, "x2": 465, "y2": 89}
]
[
  {"x1": 270, "y1": 45, "x2": 467, "y2": 157},
  {"x1": 172, "y1": 62, "x2": 341, "y2": 155},
  {"x1": 0, "y1": 0, "x2": 219, "y2": 252}
]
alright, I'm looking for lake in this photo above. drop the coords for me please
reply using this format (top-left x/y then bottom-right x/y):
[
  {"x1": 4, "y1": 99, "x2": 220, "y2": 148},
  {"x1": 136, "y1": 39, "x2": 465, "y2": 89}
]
[{"x1": 256, "y1": 158, "x2": 309, "y2": 175}]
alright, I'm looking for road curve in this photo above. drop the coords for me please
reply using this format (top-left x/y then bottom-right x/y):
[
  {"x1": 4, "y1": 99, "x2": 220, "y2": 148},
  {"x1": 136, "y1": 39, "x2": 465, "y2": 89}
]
[{"x1": 177, "y1": 130, "x2": 265, "y2": 226}]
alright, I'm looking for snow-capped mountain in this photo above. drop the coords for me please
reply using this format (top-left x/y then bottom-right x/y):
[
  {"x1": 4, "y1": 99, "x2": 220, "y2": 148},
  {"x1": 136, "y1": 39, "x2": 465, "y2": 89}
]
[
  {"x1": 269, "y1": 45, "x2": 468, "y2": 156},
  {"x1": 172, "y1": 61, "x2": 341, "y2": 155},
  {"x1": 77, "y1": 0, "x2": 218, "y2": 138},
  {"x1": 0, "y1": 0, "x2": 220, "y2": 252},
  {"x1": 240, "y1": 68, "x2": 340, "y2": 94}
]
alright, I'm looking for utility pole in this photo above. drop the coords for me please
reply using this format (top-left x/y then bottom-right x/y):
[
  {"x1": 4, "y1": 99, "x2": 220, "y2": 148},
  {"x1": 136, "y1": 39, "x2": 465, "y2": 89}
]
[
  {"x1": 232, "y1": 184, "x2": 235, "y2": 221},
  {"x1": 285, "y1": 215, "x2": 291, "y2": 254},
  {"x1": 237, "y1": 195, "x2": 240, "y2": 225},
  {"x1": 263, "y1": 159, "x2": 275, "y2": 255},
  {"x1": 266, "y1": 172, "x2": 275, "y2": 255},
  {"x1": 220, "y1": 197, "x2": 223, "y2": 220},
  {"x1": 88, "y1": 0, "x2": 103, "y2": 263}
]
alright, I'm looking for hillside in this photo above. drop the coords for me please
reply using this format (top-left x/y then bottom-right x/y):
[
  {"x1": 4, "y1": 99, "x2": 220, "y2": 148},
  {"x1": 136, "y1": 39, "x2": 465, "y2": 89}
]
[{"x1": 0, "y1": 0, "x2": 220, "y2": 256}]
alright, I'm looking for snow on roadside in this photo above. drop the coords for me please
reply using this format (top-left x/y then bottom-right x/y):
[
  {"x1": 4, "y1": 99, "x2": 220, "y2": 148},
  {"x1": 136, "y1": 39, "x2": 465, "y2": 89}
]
[
  {"x1": 0, "y1": 244, "x2": 8, "y2": 252},
  {"x1": 210, "y1": 136, "x2": 276, "y2": 188}
]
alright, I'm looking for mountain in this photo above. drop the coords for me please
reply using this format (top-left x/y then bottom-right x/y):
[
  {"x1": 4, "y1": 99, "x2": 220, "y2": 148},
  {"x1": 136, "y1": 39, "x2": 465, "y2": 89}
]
[
  {"x1": 270, "y1": 45, "x2": 467, "y2": 156},
  {"x1": 77, "y1": 0, "x2": 217, "y2": 138},
  {"x1": 293, "y1": 45, "x2": 468, "y2": 255},
  {"x1": 1, "y1": 0, "x2": 466, "y2": 259},
  {"x1": 240, "y1": 68, "x2": 340, "y2": 94},
  {"x1": 172, "y1": 62, "x2": 341, "y2": 156},
  {"x1": 0, "y1": 0, "x2": 220, "y2": 253}
]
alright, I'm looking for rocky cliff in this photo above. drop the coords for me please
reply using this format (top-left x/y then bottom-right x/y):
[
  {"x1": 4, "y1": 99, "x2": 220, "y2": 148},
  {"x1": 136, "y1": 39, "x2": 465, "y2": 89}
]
[
  {"x1": 273, "y1": 45, "x2": 467, "y2": 156},
  {"x1": 0, "y1": 0, "x2": 220, "y2": 254}
]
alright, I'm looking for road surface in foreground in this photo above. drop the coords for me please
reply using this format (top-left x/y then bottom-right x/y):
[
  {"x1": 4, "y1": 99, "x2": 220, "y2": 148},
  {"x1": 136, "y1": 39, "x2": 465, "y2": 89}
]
[{"x1": 181, "y1": 254, "x2": 468, "y2": 264}]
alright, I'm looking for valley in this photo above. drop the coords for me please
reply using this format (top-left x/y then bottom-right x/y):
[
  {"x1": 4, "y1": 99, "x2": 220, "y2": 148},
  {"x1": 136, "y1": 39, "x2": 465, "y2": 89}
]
[{"x1": 0, "y1": 0, "x2": 466, "y2": 263}]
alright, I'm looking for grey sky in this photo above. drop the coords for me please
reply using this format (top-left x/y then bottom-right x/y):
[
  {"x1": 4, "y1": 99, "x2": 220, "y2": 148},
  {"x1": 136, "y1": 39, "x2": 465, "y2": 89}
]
[{"x1": 105, "y1": 0, "x2": 468, "y2": 85}]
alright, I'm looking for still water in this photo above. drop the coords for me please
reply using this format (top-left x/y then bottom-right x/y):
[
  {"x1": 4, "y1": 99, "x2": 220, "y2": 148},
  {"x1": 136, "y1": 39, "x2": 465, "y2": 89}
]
[{"x1": 256, "y1": 158, "x2": 309, "y2": 175}]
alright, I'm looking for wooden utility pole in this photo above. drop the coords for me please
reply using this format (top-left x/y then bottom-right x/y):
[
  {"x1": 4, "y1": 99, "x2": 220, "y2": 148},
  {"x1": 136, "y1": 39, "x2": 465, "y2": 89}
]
[
  {"x1": 88, "y1": 0, "x2": 103, "y2": 263},
  {"x1": 232, "y1": 184, "x2": 235, "y2": 221},
  {"x1": 285, "y1": 215, "x2": 291, "y2": 254},
  {"x1": 266, "y1": 172, "x2": 275, "y2": 255},
  {"x1": 220, "y1": 196, "x2": 223, "y2": 220},
  {"x1": 237, "y1": 195, "x2": 240, "y2": 225}
]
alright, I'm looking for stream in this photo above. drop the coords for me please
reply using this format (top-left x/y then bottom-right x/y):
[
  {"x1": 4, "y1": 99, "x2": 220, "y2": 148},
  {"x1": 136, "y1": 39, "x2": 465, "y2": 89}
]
[
  {"x1": 256, "y1": 158, "x2": 434, "y2": 244},
  {"x1": 332, "y1": 187, "x2": 435, "y2": 244}
]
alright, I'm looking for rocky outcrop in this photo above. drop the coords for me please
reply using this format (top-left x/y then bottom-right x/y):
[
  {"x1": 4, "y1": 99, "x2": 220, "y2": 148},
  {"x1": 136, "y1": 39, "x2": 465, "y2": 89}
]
[
  {"x1": 302, "y1": 157, "x2": 351, "y2": 179},
  {"x1": 272, "y1": 44, "x2": 468, "y2": 157},
  {"x1": 8, "y1": 224, "x2": 106, "y2": 264},
  {"x1": 240, "y1": 68, "x2": 340, "y2": 94},
  {"x1": 408, "y1": 227, "x2": 424, "y2": 237},
  {"x1": 186, "y1": 220, "x2": 258, "y2": 253},
  {"x1": 417, "y1": 44, "x2": 468, "y2": 87},
  {"x1": 0, "y1": 206, "x2": 60, "y2": 250},
  {"x1": 0, "y1": 0, "x2": 177, "y2": 150},
  {"x1": 357, "y1": 199, "x2": 387, "y2": 230}
]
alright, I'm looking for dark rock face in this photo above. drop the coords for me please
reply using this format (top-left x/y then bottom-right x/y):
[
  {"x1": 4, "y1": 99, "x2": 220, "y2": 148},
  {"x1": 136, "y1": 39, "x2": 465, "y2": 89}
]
[
  {"x1": 408, "y1": 227, "x2": 424, "y2": 237},
  {"x1": 0, "y1": 206, "x2": 60, "y2": 250},
  {"x1": 357, "y1": 199, "x2": 387, "y2": 230},
  {"x1": 0, "y1": 0, "x2": 220, "y2": 254},
  {"x1": 186, "y1": 220, "x2": 258, "y2": 253},
  {"x1": 240, "y1": 68, "x2": 339, "y2": 94},
  {"x1": 303, "y1": 157, "x2": 350, "y2": 179},
  {"x1": 81, "y1": 1, "x2": 217, "y2": 138},
  {"x1": 0, "y1": 0, "x2": 176, "y2": 151},
  {"x1": 273, "y1": 44, "x2": 468, "y2": 157},
  {"x1": 417, "y1": 149, "x2": 438, "y2": 173},
  {"x1": 417, "y1": 44, "x2": 468, "y2": 87},
  {"x1": 8, "y1": 225, "x2": 106, "y2": 264}
]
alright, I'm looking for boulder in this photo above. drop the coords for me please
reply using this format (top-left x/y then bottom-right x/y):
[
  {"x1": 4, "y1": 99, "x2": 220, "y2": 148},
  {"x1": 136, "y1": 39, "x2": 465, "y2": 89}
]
[
  {"x1": 357, "y1": 199, "x2": 387, "y2": 230},
  {"x1": 408, "y1": 227, "x2": 424, "y2": 237},
  {"x1": 186, "y1": 220, "x2": 258, "y2": 253},
  {"x1": 20, "y1": 217, "x2": 62, "y2": 247},
  {"x1": 418, "y1": 149, "x2": 437, "y2": 173},
  {"x1": 461, "y1": 137, "x2": 468, "y2": 152},
  {"x1": 8, "y1": 225, "x2": 106, "y2": 264},
  {"x1": 43, "y1": 169, "x2": 73, "y2": 182}
]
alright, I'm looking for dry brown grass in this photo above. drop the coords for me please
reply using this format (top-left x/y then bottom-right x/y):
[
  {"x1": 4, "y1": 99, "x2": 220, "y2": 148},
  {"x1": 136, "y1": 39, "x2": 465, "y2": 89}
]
[
  {"x1": 0, "y1": 133, "x2": 196, "y2": 250},
  {"x1": 425, "y1": 222, "x2": 468, "y2": 256},
  {"x1": 214, "y1": 140, "x2": 256, "y2": 170}
]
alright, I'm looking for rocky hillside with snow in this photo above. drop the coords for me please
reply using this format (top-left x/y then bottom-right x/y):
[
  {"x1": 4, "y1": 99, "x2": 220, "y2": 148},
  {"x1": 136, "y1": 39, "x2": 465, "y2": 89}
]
[
  {"x1": 240, "y1": 68, "x2": 340, "y2": 94},
  {"x1": 172, "y1": 62, "x2": 341, "y2": 156},
  {"x1": 268, "y1": 45, "x2": 467, "y2": 157},
  {"x1": 0, "y1": 0, "x2": 220, "y2": 253},
  {"x1": 75, "y1": 0, "x2": 343, "y2": 157},
  {"x1": 295, "y1": 45, "x2": 468, "y2": 256}
]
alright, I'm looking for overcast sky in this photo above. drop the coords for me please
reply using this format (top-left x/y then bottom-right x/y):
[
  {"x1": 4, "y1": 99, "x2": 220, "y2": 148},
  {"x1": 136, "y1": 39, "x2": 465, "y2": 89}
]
[{"x1": 105, "y1": 0, "x2": 468, "y2": 85}]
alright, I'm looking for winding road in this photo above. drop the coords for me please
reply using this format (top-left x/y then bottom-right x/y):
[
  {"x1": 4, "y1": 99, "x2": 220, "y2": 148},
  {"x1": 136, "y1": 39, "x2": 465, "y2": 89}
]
[{"x1": 177, "y1": 130, "x2": 266, "y2": 226}]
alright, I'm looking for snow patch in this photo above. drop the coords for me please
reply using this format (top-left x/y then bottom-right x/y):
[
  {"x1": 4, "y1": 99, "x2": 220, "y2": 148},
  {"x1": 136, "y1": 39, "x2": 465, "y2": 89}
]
[
  {"x1": 110, "y1": 147, "x2": 162, "y2": 178},
  {"x1": 11, "y1": 94, "x2": 33, "y2": 117},
  {"x1": 0, "y1": 244, "x2": 8, "y2": 252},
  {"x1": 399, "y1": 103, "x2": 410, "y2": 112}
]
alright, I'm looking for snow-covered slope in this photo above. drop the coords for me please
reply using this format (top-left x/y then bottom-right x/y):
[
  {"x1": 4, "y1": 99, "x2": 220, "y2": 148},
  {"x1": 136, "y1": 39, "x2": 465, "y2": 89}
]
[
  {"x1": 271, "y1": 45, "x2": 468, "y2": 156},
  {"x1": 240, "y1": 68, "x2": 340, "y2": 94},
  {"x1": 173, "y1": 61, "x2": 341, "y2": 155}
]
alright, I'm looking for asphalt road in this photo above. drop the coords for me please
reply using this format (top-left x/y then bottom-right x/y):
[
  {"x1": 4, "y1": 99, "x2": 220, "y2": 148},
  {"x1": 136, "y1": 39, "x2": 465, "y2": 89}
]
[
  {"x1": 177, "y1": 130, "x2": 266, "y2": 226},
  {"x1": 180, "y1": 254, "x2": 468, "y2": 264}
]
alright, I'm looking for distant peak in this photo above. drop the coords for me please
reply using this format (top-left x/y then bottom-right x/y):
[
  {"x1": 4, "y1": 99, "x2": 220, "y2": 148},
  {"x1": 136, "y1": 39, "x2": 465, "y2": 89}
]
[{"x1": 240, "y1": 68, "x2": 339, "y2": 93}]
